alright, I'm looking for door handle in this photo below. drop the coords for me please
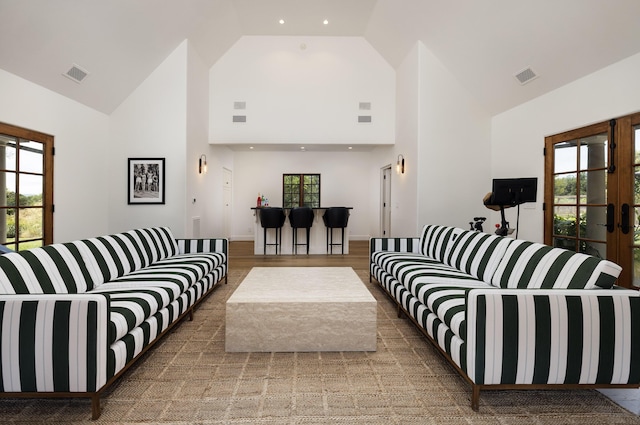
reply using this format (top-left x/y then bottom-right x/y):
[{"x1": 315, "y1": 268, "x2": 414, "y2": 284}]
[
  {"x1": 607, "y1": 203, "x2": 615, "y2": 233},
  {"x1": 621, "y1": 203, "x2": 630, "y2": 234}
]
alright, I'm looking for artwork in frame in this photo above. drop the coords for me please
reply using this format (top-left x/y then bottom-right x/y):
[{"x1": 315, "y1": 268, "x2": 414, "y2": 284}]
[{"x1": 128, "y1": 158, "x2": 165, "y2": 204}]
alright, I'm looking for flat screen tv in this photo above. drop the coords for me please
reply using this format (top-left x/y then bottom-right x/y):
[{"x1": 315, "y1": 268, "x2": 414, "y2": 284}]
[{"x1": 491, "y1": 178, "x2": 537, "y2": 206}]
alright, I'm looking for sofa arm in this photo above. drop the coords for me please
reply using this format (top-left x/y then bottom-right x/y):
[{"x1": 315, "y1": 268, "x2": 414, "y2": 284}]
[
  {"x1": 369, "y1": 237, "x2": 420, "y2": 257},
  {"x1": 465, "y1": 288, "x2": 640, "y2": 386},
  {"x1": 176, "y1": 238, "x2": 228, "y2": 255},
  {"x1": 0, "y1": 293, "x2": 110, "y2": 393}
]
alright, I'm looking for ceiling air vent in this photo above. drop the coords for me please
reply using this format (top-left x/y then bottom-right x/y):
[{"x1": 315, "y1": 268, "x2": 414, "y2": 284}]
[
  {"x1": 63, "y1": 64, "x2": 89, "y2": 83},
  {"x1": 514, "y1": 67, "x2": 538, "y2": 85}
]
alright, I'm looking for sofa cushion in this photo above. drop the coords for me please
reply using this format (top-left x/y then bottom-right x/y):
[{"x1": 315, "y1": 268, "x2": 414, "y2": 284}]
[
  {"x1": 491, "y1": 240, "x2": 622, "y2": 289},
  {"x1": 443, "y1": 230, "x2": 511, "y2": 283},
  {"x1": 371, "y1": 251, "x2": 444, "y2": 281},
  {"x1": 77, "y1": 227, "x2": 180, "y2": 287},
  {"x1": 0, "y1": 242, "x2": 98, "y2": 294},
  {"x1": 94, "y1": 252, "x2": 222, "y2": 343},
  {"x1": 418, "y1": 225, "x2": 462, "y2": 262},
  {"x1": 402, "y1": 270, "x2": 490, "y2": 340}
]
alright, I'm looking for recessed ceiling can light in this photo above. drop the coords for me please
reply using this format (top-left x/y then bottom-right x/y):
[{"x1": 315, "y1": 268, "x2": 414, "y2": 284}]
[
  {"x1": 323, "y1": 19, "x2": 329, "y2": 25},
  {"x1": 249, "y1": 146, "x2": 254, "y2": 150},
  {"x1": 348, "y1": 146, "x2": 353, "y2": 150},
  {"x1": 279, "y1": 19, "x2": 285, "y2": 25}
]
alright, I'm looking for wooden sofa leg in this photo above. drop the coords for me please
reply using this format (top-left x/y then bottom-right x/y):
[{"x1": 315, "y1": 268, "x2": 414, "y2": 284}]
[
  {"x1": 397, "y1": 303, "x2": 403, "y2": 318},
  {"x1": 91, "y1": 394, "x2": 101, "y2": 420},
  {"x1": 471, "y1": 385, "x2": 480, "y2": 411}
]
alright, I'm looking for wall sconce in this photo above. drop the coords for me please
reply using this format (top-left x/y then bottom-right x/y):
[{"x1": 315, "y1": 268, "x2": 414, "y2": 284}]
[
  {"x1": 396, "y1": 154, "x2": 405, "y2": 174},
  {"x1": 198, "y1": 154, "x2": 207, "y2": 174}
]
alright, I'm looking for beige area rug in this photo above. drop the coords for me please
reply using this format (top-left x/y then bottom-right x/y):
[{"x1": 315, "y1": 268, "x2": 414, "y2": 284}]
[{"x1": 1, "y1": 268, "x2": 640, "y2": 424}]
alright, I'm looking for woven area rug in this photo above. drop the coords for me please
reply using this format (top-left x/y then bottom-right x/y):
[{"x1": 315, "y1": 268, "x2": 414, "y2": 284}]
[{"x1": 1, "y1": 268, "x2": 639, "y2": 424}]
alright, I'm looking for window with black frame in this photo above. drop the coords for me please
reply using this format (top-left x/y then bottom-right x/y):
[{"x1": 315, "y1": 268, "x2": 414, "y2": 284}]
[{"x1": 283, "y1": 174, "x2": 320, "y2": 208}]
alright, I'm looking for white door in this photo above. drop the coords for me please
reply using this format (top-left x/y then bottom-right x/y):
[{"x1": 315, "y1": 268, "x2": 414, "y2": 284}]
[
  {"x1": 222, "y1": 168, "x2": 232, "y2": 240},
  {"x1": 381, "y1": 165, "x2": 392, "y2": 237}
]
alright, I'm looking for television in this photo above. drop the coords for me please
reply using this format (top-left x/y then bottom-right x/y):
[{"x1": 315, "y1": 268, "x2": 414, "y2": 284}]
[{"x1": 490, "y1": 178, "x2": 537, "y2": 206}]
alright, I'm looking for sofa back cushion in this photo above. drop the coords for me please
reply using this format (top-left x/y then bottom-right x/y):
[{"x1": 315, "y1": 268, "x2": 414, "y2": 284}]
[
  {"x1": 491, "y1": 239, "x2": 622, "y2": 289},
  {"x1": 76, "y1": 227, "x2": 179, "y2": 287},
  {"x1": 419, "y1": 225, "x2": 462, "y2": 262},
  {"x1": 443, "y1": 230, "x2": 511, "y2": 283},
  {"x1": 0, "y1": 242, "x2": 97, "y2": 294}
]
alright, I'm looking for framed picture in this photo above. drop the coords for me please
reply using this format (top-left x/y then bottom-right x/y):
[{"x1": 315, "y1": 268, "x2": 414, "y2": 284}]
[{"x1": 128, "y1": 158, "x2": 165, "y2": 204}]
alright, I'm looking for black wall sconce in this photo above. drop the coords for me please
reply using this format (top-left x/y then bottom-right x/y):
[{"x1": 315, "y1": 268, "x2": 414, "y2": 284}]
[
  {"x1": 199, "y1": 154, "x2": 207, "y2": 174},
  {"x1": 396, "y1": 154, "x2": 405, "y2": 174}
]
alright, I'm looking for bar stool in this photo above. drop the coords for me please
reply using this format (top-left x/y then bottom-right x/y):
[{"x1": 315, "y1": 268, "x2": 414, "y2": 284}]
[
  {"x1": 323, "y1": 207, "x2": 350, "y2": 254},
  {"x1": 289, "y1": 207, "x2": 314, "y2": 254},
  {"x1": 259, "y1": 207, "x2": 286, "y2": 255}
]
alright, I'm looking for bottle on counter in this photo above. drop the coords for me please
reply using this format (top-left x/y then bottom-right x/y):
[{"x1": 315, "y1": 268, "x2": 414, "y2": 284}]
[{"x1": 257, "y1": 193, "x2": 261, "y2": 207}]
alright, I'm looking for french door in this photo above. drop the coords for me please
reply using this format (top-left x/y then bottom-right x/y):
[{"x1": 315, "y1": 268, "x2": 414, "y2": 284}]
[
  {"x1": 0, "y1": 122, "x2": 54, "y2": 250},
  {"x1": 544, "y1": 112, "x2": 640, "y2": 288}
]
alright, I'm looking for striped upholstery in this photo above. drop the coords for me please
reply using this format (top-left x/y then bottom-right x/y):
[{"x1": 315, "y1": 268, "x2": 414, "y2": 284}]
[
  {"x1": 77, "y1": 227, "x2": 180, "y2": 288},
  {"x1": 0, "y1": 227, "x2": 228, "y2": 410},
  {"x1": 0, "y1": 293, "x2": 109, "y2": 392},
  {"x1": 466, "y1": 288, "x2": 640, "y2": 385},
  {"x1": 370, "y1": 263, "x2": 466, "y2": 370},
  {"x1": 491, "y1": 240, "x2": 622, "y2": 289},
  {"x1": 93, "y1": 252, "x2": 222, "y2": 344},
  {"x1": 108, "y1": 273, "x2": 218, "y2": 378},
  {"x1": 370, "y1": 237, "x2": 421, "y2": 256},
  {"x1": 369, "y1": 224, "x2": 640, "y2": 401},
  {"x1": 443, "y1": 230, "x2": 511, "y2": 282},
  {"x1": 0, "y1": 242, "x2": 98, "y2": 294},
  {"x1": 418, "y1": 225, "x2": 462, "y2": 262}
]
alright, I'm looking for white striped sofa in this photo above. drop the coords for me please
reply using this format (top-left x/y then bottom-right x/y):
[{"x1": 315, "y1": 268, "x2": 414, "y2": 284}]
[
  {"x1": 0, "y1": 227, "x2": 227, "y2": 419},
  {"x1": 370, "y1": 224, "x2": 640, "y2": 410}
]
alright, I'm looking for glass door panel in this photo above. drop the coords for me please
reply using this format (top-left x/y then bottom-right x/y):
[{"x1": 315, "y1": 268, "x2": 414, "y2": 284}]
[
  {"x1": 632, "y1": 124, "x2": 640, "y2": 286},
  {"x1": 550, "y1": 133, "x2": 608, "y2": 255}
]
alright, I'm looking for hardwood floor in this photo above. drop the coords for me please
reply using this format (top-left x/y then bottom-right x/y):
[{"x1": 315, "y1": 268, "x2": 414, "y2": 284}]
[{"x1": 228, "y1": 240, "x2": 370, "y2": 270}]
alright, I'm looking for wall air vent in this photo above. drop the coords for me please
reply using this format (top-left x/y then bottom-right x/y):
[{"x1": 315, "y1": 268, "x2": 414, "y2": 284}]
[
  {"x1": 234, "y1": 101, "x2": 246, "y2": 110},
  {"x1": 359, "y1": 102, "x2": 371, "y2": 110},
  {"x1": 514, "y1": 67, "x2": 538, "y2": 85},
  {"x1": 358, "y1": 115, "x2": 372, "y2": 123},
  {"x1": 63, "y1": 64, "x2": 89, "y2": 83},
  {"x1": 233, "y1": 115, "x2": 247, "y2": 123}
]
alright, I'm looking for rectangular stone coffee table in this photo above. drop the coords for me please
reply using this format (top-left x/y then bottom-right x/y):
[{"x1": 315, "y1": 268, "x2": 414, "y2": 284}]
[{"x1": 225, "y1": 267, "x2": 377, "y2": 352}]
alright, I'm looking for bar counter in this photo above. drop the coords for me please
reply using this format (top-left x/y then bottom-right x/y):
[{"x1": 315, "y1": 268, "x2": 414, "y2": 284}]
[{"x1": 251, "y1": 207, "x2": 352, "y2": 255}]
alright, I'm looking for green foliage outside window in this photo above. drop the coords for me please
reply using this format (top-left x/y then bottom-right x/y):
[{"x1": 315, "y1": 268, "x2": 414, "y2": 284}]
[{"x1": 283, "y1": 174, "x2": 320, "y2": 208}]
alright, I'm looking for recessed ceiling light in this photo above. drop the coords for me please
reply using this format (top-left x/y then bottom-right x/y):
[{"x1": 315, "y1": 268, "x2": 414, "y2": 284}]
[
  {"x1": 300, "y1": 146, "x2": 306, "y2": 151},
  {"x1": 323, "y1": 19, "x2": 329, "y2": 25},
  {"x1": 348, "y1": 146, "x2": 353, "y2": 150},
  {"x1": 279, "y1": 19, "x2": 285, "y2": 25},
  {"x1": 249, "y1": 146, "x2": 254, "y2": 150}
]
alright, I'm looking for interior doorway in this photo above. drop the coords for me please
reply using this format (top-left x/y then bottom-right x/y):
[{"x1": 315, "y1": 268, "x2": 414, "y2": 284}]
[{"x1": 380, "y1": 165, "x2": 392, "y2": 237}]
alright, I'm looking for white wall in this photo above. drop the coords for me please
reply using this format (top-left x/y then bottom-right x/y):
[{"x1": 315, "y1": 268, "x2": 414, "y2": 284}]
[
  {"x1": 230, "y1": 149, "x2": 374, "y2": 241},
  {"x1": 186, "y1": 41, "x2": 212, "y2": 238},
  {"x1": 491, "y1": 52, "x2": 640, "y2": 242},
  {"x1": 416, "y1": 42, "x2": 492, "y2": 231},
  {"x1": 0, "y1": 69, "x2": 110, "y2": 242},
  {"x1": 109, "y1": 41, "x2": 189, "y2": 237},
  {"x1": 209, "y1": 36, "x2": 395, "y2": 146},
  {"x1": 388, "y1": 42, "x2": 420, "y2": 237}
]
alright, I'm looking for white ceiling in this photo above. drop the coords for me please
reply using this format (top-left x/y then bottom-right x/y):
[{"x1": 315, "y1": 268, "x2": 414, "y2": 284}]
[{"x1": 1, "y1": 0, "x2": 640, "y2": 116}]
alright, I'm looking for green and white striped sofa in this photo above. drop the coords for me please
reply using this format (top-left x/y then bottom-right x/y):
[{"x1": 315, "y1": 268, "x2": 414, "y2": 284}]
[
  {"x1": 0, "y1": 227, "x2": 227, "y2": 419},
  {"x1": 370, "y1": 224, "x2": 640, "y2": 410}
]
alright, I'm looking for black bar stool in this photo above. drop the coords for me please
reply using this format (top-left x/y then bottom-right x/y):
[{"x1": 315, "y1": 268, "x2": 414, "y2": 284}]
[
  {"x1": 259, "y1": 207, "x2": 285, "y2": 255},
  {"x1": 323, "y1": 207, "x2": 350, "y2": 254},
  {"x1": 289, "y1": 207, "x2": 314, "y2": 254}
]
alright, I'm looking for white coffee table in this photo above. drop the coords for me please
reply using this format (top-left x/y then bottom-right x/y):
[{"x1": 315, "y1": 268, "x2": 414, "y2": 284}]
[{"x1": 225, "y1": 267, "x2": 377, "y2": 352}]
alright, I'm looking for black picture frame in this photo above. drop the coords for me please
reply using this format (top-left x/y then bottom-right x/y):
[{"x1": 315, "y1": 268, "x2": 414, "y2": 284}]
[{"x1": 128, "y1": 158, "x2": 165, "y2": 204}]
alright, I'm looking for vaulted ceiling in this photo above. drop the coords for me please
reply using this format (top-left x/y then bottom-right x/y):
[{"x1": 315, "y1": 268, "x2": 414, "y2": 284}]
[{"x1": 1, "y1": 0, "x2": 639, "y2": 116}]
